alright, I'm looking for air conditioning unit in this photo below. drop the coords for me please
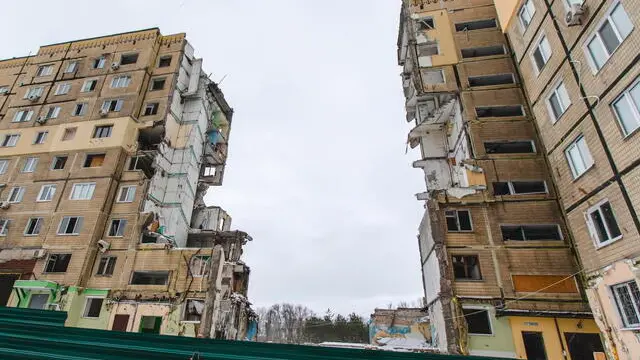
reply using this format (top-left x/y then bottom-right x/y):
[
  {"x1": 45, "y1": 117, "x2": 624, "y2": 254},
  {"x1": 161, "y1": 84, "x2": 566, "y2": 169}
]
[
  {"x1": 111, "y1": 62, "x2": 120, "y2": 70},
  {"x1": 46, "y1": 303, "x2": 61, "y2": 311},
  {"x1": 33, "y1": 249, "x2": 47, "y2": 259},
  {"x1": 565, "y1": 3, "x2": 586, "y2": 26},
  {"x1": 97, "y1": 239, "x2": 110, "y2": 253},
  {"x1": 99, "y1": 109, "x2": 109, "y2": 117},
  {"x1": 36, "y1": 116, "x2": 47, "y2": 124},
  {"x1": 0, "y1": 201, "x2": 10, "y2": 210},
  {"x1": 28, "y1": 94, "x2": 40, "y2": 102}
]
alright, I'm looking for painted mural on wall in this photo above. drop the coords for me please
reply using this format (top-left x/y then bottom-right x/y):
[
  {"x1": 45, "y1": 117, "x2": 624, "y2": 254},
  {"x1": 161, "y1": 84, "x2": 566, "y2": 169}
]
[{"x1": 369, "y1": 308, "x2": 432, "y2": 351}]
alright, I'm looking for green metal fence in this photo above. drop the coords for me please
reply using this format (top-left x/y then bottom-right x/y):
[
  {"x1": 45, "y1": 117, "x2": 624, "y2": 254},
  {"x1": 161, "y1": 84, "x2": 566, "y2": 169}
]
[{"x1": 0, "y1": 307, "x2": 507, "y2": 359}]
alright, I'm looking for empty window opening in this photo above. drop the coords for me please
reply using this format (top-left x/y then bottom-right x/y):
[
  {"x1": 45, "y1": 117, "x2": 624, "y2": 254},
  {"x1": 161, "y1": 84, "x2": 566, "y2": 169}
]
[
  {"x1": 522, "y1": 332, "x2": 547, "y2": 360},
  {"x1": 108, "y1": 219, "x2": 127, "y2": 237},
  {"x1": 120, "y1": 53, "x2": 138, "y2": 65},
  {"x1": 501, "y1": 224, "x2": 562, "y2": 241},
  {"x1": 96, "y1": 257, "x2": 117, "y2": 276},
  {"x1": 587, "y1": 200, "x2": 622, "y2": 245},
  {"x1": 484, "y1": 140, "x2": 534, "y2": 154},
  {"x1": 51, "y1": 156, "x2": 68, "y2": 170},
  {"x1": 44, "y1": 254, "x2": 71, "y2": 273},
  {"x1": 158, "y1": 56, "x2": 172, "y2": 68},
  {"x1": 476, "y1": 105, "x2": 524, "y2": 118},
  {"x1": 183, "y1": 299, "x2": 204, "y2": 322},
  {"x1": 144, "y1": 103, "x2": 159, "y2": 116},
  {"x1": 461, "y1": 45, "x2": 506, "y2": 58},
  {"x1": 493, "y1": 181, "x2": 547, "y2": 195},
  {"x1": 93, "y1": 125, "x2": 113, "y2": 139},
  {"x1": 24, "y1": 217, "x2": 43, "y2": 236},
  {"x1": 57, "y1": 216, "x2": 83, "y2": 235},
  {"x1": 83, "y1": 154, "x2": 105, "y2": 168},
  {"x1": 468, "y1": 74, "x2": 515, "y2": 87},
  {"x1": 418, "y1": 41, "x2": 439, "y2": 56},
  {"x1": 130, "y1": 271, "x2": 169, "y2": 285},
  {"x1": 150, "y1": 78, "x2": 166, "y2": 91},
  {"x1": 203, "y1": 166, "x2": 217, "y2": 177},
  {"x1": 445, "y1": 210, "x2": 473, "y2": 232},
  {"x1": 463, "y1": 309, "x2": 492, "y2": 335},
  {"x1": 139, "y1": 316, "x2": 162, "y2": 334},
  {"x1": 190, "y1": 256, "x2": 211, "y2": 277},
  {"x1": 452, "y1": 255, "x2": 482, "y2": 280},
  {"x1": 417, "y1": 17, "x2": 435, "y2": 30},
  {"x1": 83, "y1": 297, "x2": 104, "y2": 318},
  {"x1": 92, "y1": 57, "x2": 106, "y2": 69},
  {"x1": 455, "y1": 19, "x2": 497, "y2": 32}
]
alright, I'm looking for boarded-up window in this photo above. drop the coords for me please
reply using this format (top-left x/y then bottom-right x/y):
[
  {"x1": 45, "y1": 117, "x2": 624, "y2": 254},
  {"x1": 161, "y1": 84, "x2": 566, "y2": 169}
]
[{"x1": 512, "y1": 275, "x2": 578, "y2": 293}]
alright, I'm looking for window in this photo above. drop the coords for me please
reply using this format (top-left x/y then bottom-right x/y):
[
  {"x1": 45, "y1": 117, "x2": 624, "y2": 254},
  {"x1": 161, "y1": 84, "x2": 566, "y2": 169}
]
[
  {"x1": 423, "y1": 69, "x2": 445, "y2": 84},
  {"x1": 1, "y1": 134, "x2": 20, "y2": 147},
  {"x1": 13, "y1": 109, "x2": 33, "y2": 122},
  {"x1": 83, "y1": 298, "x2": 104, "y2": 318},
  {"x1": 493, "y1": 181, "x2": 547, "y2": 195},
  {"x1": 22, "y1": 157, "x2": 38, "y2": 173},
  {"x1": 101, "y1": 99, "x2": 123, "y2": 112},
  {"x1": 24, "y1": 87, "x2": 44, "y2": 99},
  {"x1": 92, "y1": 57, "x2": 106, "y2": 69},
  {"x1": 83, "y1": 154, "x2": 105, "y2": 168},
  {"x1": 0, "y1": 219, "x2": 9, "y2": 236},
  {"x1": 612, "y1": 280, "x2": 640, "y2": 327},
  {"x1": 419, "y1": 41, "x2": 439, "y2": 56},
  {"x1": 111, "y1": 75, "x2": 131, "y2": 88},
  {"x1": 190, "y1": 256, "x2": 211, "y2": 277},
  {"x1": 117, "y1": 186, "x2": 136, "y2": 203},
  {"x1": 518, "y1": 0, "x2": 536, "y2": 30},
  {"x1": 484, "y1": 140, "x2": 535, "y2": 154},
  {"x1": 150, "y1": 78, "x2": 166, "y2": 91},
  {"x1": 500, "y1": 224, "x2": 562, "y2": 241},
  {"x1": 0, "y1": 160, "x2": 8, "y2": 174},
  {"x1": 36, "y1": 65, "x2": 53, "y2": 77},
  {"x1": 587, "y1": 200, "x2": 622, "y2": 246},
  {"x1": 62, "y1": 128, "x2": 77, "y2": 141},
  {"x1": 96, "y1": 257, "x2": 117, "y2": 276},
  {"x1": 455, "y1": 19, "x2": 497, "y2": 31},
  {"x1": 532, "y1": 35, "x2": 552, "y2": 73},
  {"x1": 108, "y1": 219, "x2": 127, "y2": 237},
  {"x1": 81, "y1": 79, "x2": 97, "y2": 92},
  {"x1": 57, "y1": 216, "x2": 83, "y2": 235},
  {"x1": 130, "y1": 271, "x2": 169, "y2": 285},
  {"x1": 586, "y1": 3, "x2": 633, "y2": 72},
  {"x1": 546, "y1": 82, "x2": 571, "y2": 121},
  {"x1": 452, "y1": 255, "x2": 482, "y2": 280},
  {"x1": 0, "y1": 86, "x2": 9, "y2": 94},
  {"x1": 34, "y1": 131, "x2": 48, "y2": 145},
  {"x1": 70, "y1": 183, "x2": 96, "y2": 200},
  {"x1": 468, "y1": 74, "x2": 515, "y2": 87},
  {"x1": 54, "y1": 83, "x2": 71, "y2": 95},
  {"x1": 37, "y1": 184, "x2": 56, "y2": 202},
  {"x1": 144, "y1": 103, "x2": 159, "y2": 116},
  {"x1": 93, "y1": 125, "x2": 113, "y2": 138},
  {"x1": 44, "y1": 254, "x2": 71, "y2": 273},
  {"x1": 45, "y1": 106, "x2": 60, "y2": 119},
  {"x1": 158, "y1": 56, "x2": 172, "y2": 67},
  {"x1": 51, "y1": 156, "x2": 68, "y2": 170},
  {"x1": 476, "y1": 106, "x2": 524, "y2": 118},
  {"x1": 183, "y1": 299, "x2": 204, "y2": 322},
  {"x1": 73, "y1": 103, "x2": 87, "y2": 116},
  {"x1": 565, "y1": 135, "x2": 594, "y2": 178},
  {"x1": 463, "y1": 309, "x2": 492, "y2": 335},
  {"x1": 417, "y1": 17, "x2": 435, "y2": 30},
  {"x1": 612, "y1": 80, "x2": 640, "y2": 136},
  {"x1": 7, "y1": 187, "x2": 25, "y2": 203},
  {"x1": 24, "y1": 217, "x2": 43, "y2": 236},
  {"x1": 461, "y1": 45, "x2": 506, "y2": 59},
  {"x1": 128, "y1": 156, "x2": 143, "y2": 171},
  {"x1": 64, "y1": 61, "x2": 78, "y2": 73},
  {"x1": 120, "y1": 53, "x2": 138, "y2": 65},
  {"x1": 445, "y1": 210, "x2": 473, "y2": 232}
]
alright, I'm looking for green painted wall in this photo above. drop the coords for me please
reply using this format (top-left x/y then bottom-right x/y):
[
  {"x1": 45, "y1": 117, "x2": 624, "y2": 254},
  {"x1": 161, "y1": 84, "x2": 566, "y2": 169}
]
[
  {"x1": 65, "y1": 288, "x2": 110, "y2": 330},
  {"x1": 466, "y1": 307, "x2": 516, "y2": 358}
]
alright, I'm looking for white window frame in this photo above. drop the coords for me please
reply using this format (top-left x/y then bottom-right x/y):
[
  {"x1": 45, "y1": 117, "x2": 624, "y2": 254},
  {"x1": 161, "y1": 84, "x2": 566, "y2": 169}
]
[
  {"x1": 45, "y1": 106, "x2": 61, "y2": 119},
  {"x1": 518, "y1": 0, "x2": 536, "y2": 32},
  {"x1": 23, "y1": 217, "x2": 44, "y2": 236},
  {"x1": 531, "y1": 34, "x2": 552, "y2": 75},
  {"x1": 2, "y1": 134, "x2": 20, "y2": 147},
  {"x1": 70, "y1": 183, "x2": 96, "y2": 200},
  {"x1": 22, "y1": 157, "x2": 38, "y2": 173},
  {"x1": 57, "y1": 216, "x2": 83, "y2": 235},
  {"x1": 584, "y1": 2, "x2": 634, "y2": 73},
  {"x1": 64, "y1": 61, "x2": 78, "y2": 74},
  {"x1": 51, "y1": 156, "x2": 67, "y2": 170},
  {"x1": 82, "y1": 297, "x2": 105, "y2": 319},
  {"x1": 586, "y1": 199, "x2": 623, "y2": 248},
  {"x1": 612, "y1": 280, "x2": 640, "y2": 328},
  {"x1": 612, "y1": 79, "x2": 640, "y2": 137},
  {"x1": 73, "y1": 103, "x2": 87, "y2": 116},
  {"x1": 36, "y1": 65, "x2": 54, "y2": 77},
  {"x1": 93, "y1": 125, "x2": 113, "y2": 139},
  {"x1": 565, "y1": 135, "x2": 594, "y2": 179},
  {"x1": 108, "y1": 219, "x2": 127, "y2": 237},
  {"x1": 0, "y1": 219, "x2": 9, "y2": 236},
  {"x1": 93, "y1": 57, "x2": 106, "y2": 69},
  {"x1": 13, "y1": 109, "x2": 33, "y2": 123},
  {"x1": 24, "y1": 87, "x2": 44, "y2": 99},
  {"x1": 462, "y1": 306, "x2": 494, "y2": 336},
  {"x1": 7, "y1": 187, "x2": 25, "y2": 203},
  {"x1": 54, "y1": 83, "x2": 71, "y2": 96},
  {"x1": 117, "y1": 186, "x2": 136, "y2": 203},
  {"x1": 37, "y1": 184, "x2": 57, "y2": 202},
  {"x1": 81, "y1": 79, "x2": 98, "y2": 93},
  {"x1": 111, "y1": 75, "x2": 131, "y2": 89},
  {"x1": 495, "y1": 181, "x2": 548, "y2": 195},
  {"x1": 546, "y1": 81, "x2": 571, "y2": 122},
  {"x1": 0, "y1": 160, "x2": 8, "y2": 175},
  {"x1": 101, "y1": 99, "x2": 124, "y2": 112}
]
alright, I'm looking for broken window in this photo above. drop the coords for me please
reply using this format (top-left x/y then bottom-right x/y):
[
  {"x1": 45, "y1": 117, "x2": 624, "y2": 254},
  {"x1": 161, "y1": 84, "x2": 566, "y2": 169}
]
[
  {"x1": 57, "y1": 216, "x2": 83, "y2": 235},
  {"x1": 501, "y1": 224, "x2": 562, "y2": 241},
  {"x1": 83, "y1": 298, "x2": 104, "y2": 318},
  {"x1": 120, "y1": 53, "x2": 138, "y2": 65},
  {"x1": 493, "y1": 181, "x2": 547, "y2": 195},
  {"x1": 416, "y1": 17, "x2": 435, "y2": 30},
  {"x1": 93, "y1": 125, "x2": 113, "y2": 139},
  {"x1": 586, "y1": 200, "x2": 622, "y2": 245},
  {"x1": 130, "y1": 271, "x2": 169, "y2": 285},
  {"x1": 108, "y1": 219, "x2": 127, "y2": 237},
  {"x1": 96, "y1": 256, "x2": 117, "y2": 276},
  {"x1": 73, "y1": 103, "x2": 87, "y2": 116},
  {"x1": 461, "y1": 45, "x2": 506, "y2": 59},
  {"x1": 51, "y1": 156, "x2": 68, "y2": 171},
  {"x1": 452, "y1": 255, "x2": 482, "y2": 280},
  {"x1": 484, "y1": 141, "x2": 535, "y2": 154},
  {"x1": 455, "y1": 19, "x2": 497, "y2": 32},
  {"x1": 92, "y1": 57, "x2": 106, "y2": 69},
  {"x1": 445, "y1": 210, "x2": 473, "y2": 232},
  {"x1": 468, "y1": 74, "x2": 515, "y2": 87},
  {"x1": 158, "y1": 56, "x2": 172, "y2": 68},
  {"x1": 463, "y1": 309, "x2": 492, "y2": 334},
  {"x1": 44, "y1": 253, "x2": 71, "y2": 273},
  {"x1": 476, "y1": 105, "x2": 524, "y2": 118},
  {"x1": 183, "y1": 299, "x2": 205, "y2": 322},
  {"x1": 139, "y1": 316, "x2": 162, "y2": 334},
  {"x1": 150, "y1": 78, "x2": 166, "y2": 91},
  {"x1": 83, "y1": 154, "x2": 105, "y2": 168},
  {"x1": 144, "y1": 103, "x2": 159, "y2": 116},
  {"x1": 190, "y1": 256, "x2": 211, "y2": 277}
]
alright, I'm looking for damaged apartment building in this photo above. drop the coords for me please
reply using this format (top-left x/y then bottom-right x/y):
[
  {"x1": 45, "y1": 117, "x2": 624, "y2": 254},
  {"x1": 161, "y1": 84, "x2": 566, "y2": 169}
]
[
  {"x1": 0, "y1": 28, "x2": 256, "y2": 340},
  {"x1": 398, "y1": 0, "x2": 605, "y2": 358}
]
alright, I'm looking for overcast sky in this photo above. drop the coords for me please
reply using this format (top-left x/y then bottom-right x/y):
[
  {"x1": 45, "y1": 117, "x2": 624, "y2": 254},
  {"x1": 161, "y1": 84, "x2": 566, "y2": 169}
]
[{"x1": 0, "y1": 0, "x2": 424, "y2": 316}]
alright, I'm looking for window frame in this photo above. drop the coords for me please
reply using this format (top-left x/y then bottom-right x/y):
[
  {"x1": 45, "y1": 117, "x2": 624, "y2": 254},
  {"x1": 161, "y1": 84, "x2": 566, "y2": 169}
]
[
  {"x1": 92, "y1": 57, "x2": 106, "y2": 69},
  {"x1": 23, "y1": 217, "x2": 44, "y2": 236},
  {"x1": 69, "y1": 183, "x2": 96, "y2": 200},
  {"x1": 108, "y1": 219, "x2": 127, "y2": 237},
  {"x1": 44, "y1": 253, "x2": 71, "y2": 273},
  {"x1": 72, "y1": 103, "x2": 87, "y2": 117},
  {"x1": 518, "y1": 0, "x2": 536, "y2": 32},
  {"x1": 462, "y1": 307, "x2": 494, "y2": 336},
  {"x1": 81, "y1": 79, "x2": 98, "y2": 93},
  {"x1": 546, "y1": 81, "x2": 571, "y2": 122},
  {"x1": 564, "y1": 134, "x2": 594, "y2": 179},
  {"x1": 445, "y1": 209, "x2": 473, "y2": 232},
  {"x1": 57, "y1": 216, "x2": 83, "y2": 236},
  {"x1": 612, "y1": 79, "x2": 640, "y2": 137},
  {"x1": 493, "y1": 180, "x2": 548, "y2": 195},
  {"x1": 51, "y1": 156, "x2": 68, "y2": 170},
  {"x1": 54, "y1": 83, "x2": 71, "y2": 96},
  {"x1": 452, "y1": 255, "x2": 483, "y2": 281},
  {"x1": 111, "y1": 75, "x2": 131, "y2": 89},
  {"x1": 82, "y1": 297, "x2": 104, "y2": 319},
  {"x1": 531, "y1": 34, "x2": 552, "y2": 75},
  {"x1": 37, "y1": 184, "x2": 57, "y2": 202},
  {"x1": 96, "y1": 256, "x2": 117, "y2": 276},
  {"x1": 61, "y1": 127, "x2": 77, "y2": 141},
  {"x1": 190, "y1": 256, "x2": 211, "y2": 277},
  {"x1": 586, "y1": 199, "x2": 623, "y2": 248},
  {"x1": 45, "y1": 105, "x2": 61, "y2": 119},
  {"x1": 584, "y1": 2, "x2": 634, "y2": 73},
  {"x1": 92, "y1": 125, "x2": 113, "y2": 139},
  {"x1": 500, "y1": 224, "x2": 563, "y2": 241},
  {"x1": 182, "y1": 299, "x2": 205, "y2": 323},
  {"x1": 158, "y1": 56, "x2": 172, "y2": 68},
  {"x1": 21, "y1": 157, "x2": 38, "y2": 173},
  {"x1": 0, "y1": 219, "x2": 9, "y2": 236},
  {"x1": 101, "y1": 99, "x2": 124, "y2": 113},
  {"x1": 2, "y1": 134, "x2": 20, "y2": 147},
  {"x1": 64, "y1": 61, "x2": 78, "y2": 74},
  {"x1": 144, "y1": 103, "x2": 159, "y2": 116},
  {"x1": 0, "y1": 159, "x2": 8, "y2": 175},
  {"x1": 34, "y1": 131, "x2": 48, "y2": 145},
  {"x1": 117, "y1": 185, "x2": 136, "y2": 203},
  {"x1": 36, "y1": 65, "x2": 54, "y2": 77},
  {"x1": 612, "y1": 280, "x2": 640, "y2": 328},
  {"x1": 24, "y1": 86, "x2": 44, "y2": 99},
  {"x1": 13, "y1": 109, "x2": 33, "y2": 123},
  {"x1": 7, "y1": 187, "x2": 25, "y2": 203}
]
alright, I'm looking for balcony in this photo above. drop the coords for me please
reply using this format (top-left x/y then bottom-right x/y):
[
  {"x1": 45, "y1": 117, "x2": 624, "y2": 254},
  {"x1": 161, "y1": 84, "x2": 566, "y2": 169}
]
[
  {"x1": 200, "y1": 164, "x2": 224, "y2": 186},
  {"x1": 407, "y1": 96, "x2": 456, "y2": 148}
]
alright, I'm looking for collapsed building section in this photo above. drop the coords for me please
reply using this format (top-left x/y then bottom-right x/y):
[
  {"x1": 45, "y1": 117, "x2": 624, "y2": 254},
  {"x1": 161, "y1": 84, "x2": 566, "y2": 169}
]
[{"x1": 0, "y1": 28, "x2": 255, "y2": 340}]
